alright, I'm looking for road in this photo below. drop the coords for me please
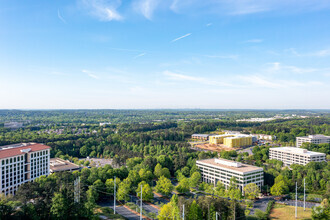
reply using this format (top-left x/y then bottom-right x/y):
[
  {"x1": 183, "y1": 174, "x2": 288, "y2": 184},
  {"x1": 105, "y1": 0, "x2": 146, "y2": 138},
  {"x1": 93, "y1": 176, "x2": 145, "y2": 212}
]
[
  {"x1": 129, "y1": 195, "x2": 159, "y2": 215},
  {"x1": 99, "y1": 200, "x2": 141, "y2": 220},
  {"x1": 250, "y1": 196, "x2": 275, "y2": 215},
  {"x1": 280, "y1": 199, "x2": 320, "y2": 208},
  {"x1": 237, "y1": 146, "x2": 254, "y2": 155}
]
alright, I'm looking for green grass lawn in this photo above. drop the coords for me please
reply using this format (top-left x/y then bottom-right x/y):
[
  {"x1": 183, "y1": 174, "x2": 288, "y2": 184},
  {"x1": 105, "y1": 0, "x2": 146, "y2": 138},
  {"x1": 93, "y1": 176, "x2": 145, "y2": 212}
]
[{"x1": 269, "y1": 203, "x2": 312, "y2": 220}]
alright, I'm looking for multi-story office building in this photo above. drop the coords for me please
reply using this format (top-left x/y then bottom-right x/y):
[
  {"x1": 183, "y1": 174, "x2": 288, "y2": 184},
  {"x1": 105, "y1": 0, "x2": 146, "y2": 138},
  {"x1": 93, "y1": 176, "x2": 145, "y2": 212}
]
[
  {"x1": 209, "y1": 134, "x2": 253, "y2": 148},
  {"x1": 191, "y1": 134, "x2": 210, "y2": 141},
  {"x1": 196, "y1": 158, "x2": 264, "y2": 193},
  {"x1": 269, "y1": 147, "x2": 326, "y2": 166},
  {"x1": 0, "y1": 143, "x2": 50, "y2": 195},
  {"x1": 296, "y1": 135, "x2": 330, "y2": 147},
  {"x1": 209, "y1": 134, "x2": 234, "y2": 145},
  {"x1": 223, "y1": 135, "x2": 253, "y2": 148}
]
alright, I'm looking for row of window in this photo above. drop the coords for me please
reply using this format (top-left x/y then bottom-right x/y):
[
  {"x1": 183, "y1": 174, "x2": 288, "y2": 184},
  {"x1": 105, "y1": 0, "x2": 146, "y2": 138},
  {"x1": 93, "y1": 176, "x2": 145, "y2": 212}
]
[
  {"x1": 1, "y1": 156, "x2": 24, "y2": 165},
  {"x1": 30, "y1": 150, "x2": 49, "y2": 158},
  {"x1": 1, "y1": 150, "x2": 49, "y2": 166}
]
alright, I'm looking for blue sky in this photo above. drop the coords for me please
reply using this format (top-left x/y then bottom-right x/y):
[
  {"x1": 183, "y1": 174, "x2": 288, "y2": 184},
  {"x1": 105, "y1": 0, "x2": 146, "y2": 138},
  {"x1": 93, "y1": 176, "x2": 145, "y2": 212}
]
[{"x1": 1, "y1": 0, "x2": 330, "y2": 109}]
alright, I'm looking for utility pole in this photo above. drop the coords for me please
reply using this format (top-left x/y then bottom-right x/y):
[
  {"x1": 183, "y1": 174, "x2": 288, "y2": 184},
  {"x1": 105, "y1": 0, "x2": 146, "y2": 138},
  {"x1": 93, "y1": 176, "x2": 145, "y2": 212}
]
[
  {"x1": 114, "y1": 176, "x2": 116, "y2": 214},
  {"x1": 233, "y1": 200, "x2": 236, "y2": 220},
  {"x1": 216, "y1": 212, "x2": 218, "y2": 220},
  {"x1": 208, "y1": 204, "x2": 210, "y2": 220},
  {"x1": 295, "y1": 182, "x2": 297, "y2": 219},
  {"x1": 182, "y1": 204, "x2": 185, "y2": 220},
  {"x1": 304, "y1": 178, "x2": 306, "y2": 211},
  {"x1": 74, "y1": 176, "x2": 80, "y2": 203},
  {"x1": 140, "y1": 184, "x2": 143, "y2": 220}
]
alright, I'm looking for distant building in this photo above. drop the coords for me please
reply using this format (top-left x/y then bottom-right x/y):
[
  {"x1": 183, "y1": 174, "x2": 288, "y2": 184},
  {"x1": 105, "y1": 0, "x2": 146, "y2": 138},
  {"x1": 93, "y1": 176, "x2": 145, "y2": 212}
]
[
  {"x1": 296, "y1": 135, "x2": 330, "y2": 148},
  {"x1": 196, "y1": 158, "x2": 264, "y2": 192},
  {"x1": 191, "y1": 134, "x2": 210, "y2": 140},
  {"x1": 223, "y1": 135, "x2": 253, "y2": 148},
  {"x1": 4, "y1": 122, "x2": 23, "y2": 129},
  {"x1": 0, "y1": 143, "x2": 50, "y2": 195},
  {"x1": 209, "y1": 134, "x2": 253, "y2": 148},
  {"x1": 209, "y1": 134, "x2": 234, "y2": 145},
  {"x1": 253, "y1": 134, "x2": 273, "y2": 141},
  {"x1": 251, "y1": 136, "x2": 258, "y2": 143},
  {"x1": 269, "y1": 147, "x2": 326, "y2": 166},
  {"x1": 50, "y1": 158, "x2": 80, "y2": 173},
  {"x1": 99, "y1": 122, "x2": 111, "y2": 126}
]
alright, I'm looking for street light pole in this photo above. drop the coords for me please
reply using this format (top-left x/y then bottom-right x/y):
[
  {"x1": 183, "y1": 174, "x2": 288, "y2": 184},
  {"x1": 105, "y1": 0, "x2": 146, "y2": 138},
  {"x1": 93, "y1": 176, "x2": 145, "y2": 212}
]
[
  {"x1": 140, "y1": 184, "x2": 142, "y2": 220},
  {"x1": 295, "y1": 182, "x2": 297, "y2": 219},
  {"x1": 304, "y1": 178, "x2": 306, "y2": 211},
  {"x1": 114, "y1": 176, "x2": 116, "y2": 214}
]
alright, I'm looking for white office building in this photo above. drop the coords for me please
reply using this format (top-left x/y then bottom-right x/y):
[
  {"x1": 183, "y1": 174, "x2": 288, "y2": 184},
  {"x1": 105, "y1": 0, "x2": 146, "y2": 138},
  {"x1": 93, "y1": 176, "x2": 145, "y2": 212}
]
[
  {"x1": 269, "y1": 147, "x2": 326, "y2": 166},
  {"x1": 196, "y1": 158, "x2": 264, "y2": 193},
  {"x1": 296, "y1": 134, "x2": 330, "y2": 148},
  {"x1": 0, "y1": 143, "x2": 50, "y2": 195}
]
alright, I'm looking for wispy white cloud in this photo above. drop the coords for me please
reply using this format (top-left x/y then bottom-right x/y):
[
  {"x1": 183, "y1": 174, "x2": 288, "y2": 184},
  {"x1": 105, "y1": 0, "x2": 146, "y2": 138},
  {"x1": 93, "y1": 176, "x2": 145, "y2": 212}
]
[
  {"x1": 129, "y1": 86, "x2": 148, "y2": 93},
  {"x1": 57, "y1": 9, "x2": 66, "y2": 23},
  {"x1": 239, "y1": 75, "x2": 323, "y2": 89},
  {"x1": 79, "y1": 0, "x2": 123, "y2": 21},
  {"x1": 266, "y1": 62, "x2": 318, "y2": 74},
  {"x1": 313, "y1": 49, "x2": 330, "y2": 57},
  {"x1": 206, "y1": 23, "x2": 212, "y2": 26},
  {"x1": 171, "y1": 33, "x2": 191, "y2": 43},
  {"x1": 134, "y1": 0, "x2": 160, "y2": 20},
  {"x1": 82, "y1": 70, "x2": 100, "y2": 79},
  {"x1": 133, "y1": 53, "x2": 146, "y2": 59},
  {"x1": 287, "y1": 48, "x2": 330, "y2": 57},
  {"x1": 163, "y1": 70, "x2": 234, "y2": 87},
  {"x1": 244, "y1": 39, "x2": 263, "y2": 43},
  {"x1": 204, "y1": 54, "x2": 238, "y2": 59},
  {"x1": 109, "y1": 47, "x2": 146, "y2": 52},
  {"x1": 169, "y1": 0, "x2": 330, "y2": 16}
]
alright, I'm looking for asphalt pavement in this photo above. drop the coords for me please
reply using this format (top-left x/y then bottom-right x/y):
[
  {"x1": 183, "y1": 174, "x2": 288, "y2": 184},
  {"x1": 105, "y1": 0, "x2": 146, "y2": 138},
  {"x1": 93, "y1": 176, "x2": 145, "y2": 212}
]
[
  {"x1": 250, "y1": 196, "x2": 275, "y2": 215},
  {"x1": 99, "y1": 200, "x2": 141, "y2": 220},
  {"x1": 280, "y1": 199, "x2": 320, "y2": 208},
  {"x1": 129, "y1": 195, "x2": 159, "y2": 214}
]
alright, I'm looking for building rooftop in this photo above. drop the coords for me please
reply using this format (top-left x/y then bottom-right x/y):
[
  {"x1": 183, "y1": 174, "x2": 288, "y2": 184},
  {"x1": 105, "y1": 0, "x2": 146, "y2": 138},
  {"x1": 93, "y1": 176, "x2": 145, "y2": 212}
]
[
  {"x1": 270, "y1": 147, "x2": 326, "y2": 156},
  {"x1": 192, "y1": 134, "x2": 209, "y2": 137},
  {"x1": 210, "y1": 134, "x2": 234, "y2": 138},
  {"x1": 298, "y1": 134, "x2": 330, "y2": 139},
  {"x1": 196, "y1": 158, "x2": 263, "y2": 174},
  {"x1": 50, "y1": 158, "x2": 80, "y2": 172},
  {"x1": 0, "y1": 143, "x2": 51, "y2": 159}
]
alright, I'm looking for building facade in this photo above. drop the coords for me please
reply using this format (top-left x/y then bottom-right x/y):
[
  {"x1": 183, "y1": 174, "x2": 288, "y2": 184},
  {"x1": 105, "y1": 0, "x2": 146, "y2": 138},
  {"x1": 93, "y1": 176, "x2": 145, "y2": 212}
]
[
  {"x1": 0, "y1": 143, "x2": 50, "y2": 195},
  {"x1": 269, "y1": 147, "x2": 326, "y2": 166},
  {"x1": 296, "y1": 135, "x2": 330, "y2": 148},
  {"x1": 191, "y1": 134, "x2": 210, "y2": 140},
  {"x1": 196, "y1": 158, "x2": 264, "y2": 193},
  {"x1": 253, "y1": 134, "x2": 273, "y2": 141},
  {"x1": 209, "y1": 134, "x2": 234, "y2": 145},
  {"x1": 223, "y1": 136, "x2": 253, "y2": 148}
]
